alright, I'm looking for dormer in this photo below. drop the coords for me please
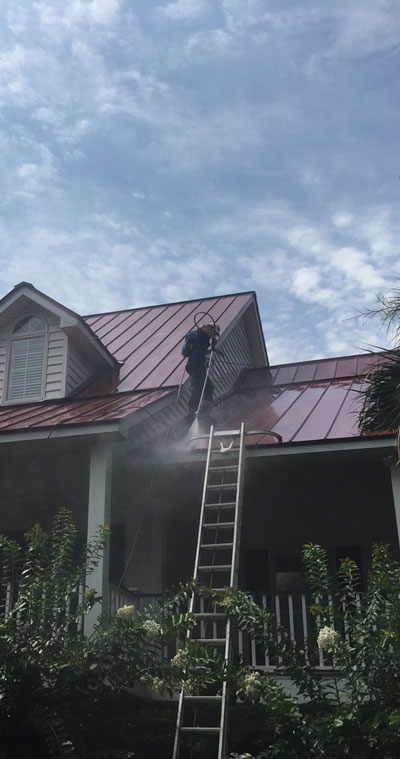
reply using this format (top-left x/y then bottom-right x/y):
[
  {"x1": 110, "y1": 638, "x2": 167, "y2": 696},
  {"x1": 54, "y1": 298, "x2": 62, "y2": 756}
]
[{"x1": 0, "y1": 283, "x2": 118, "y2": 404}]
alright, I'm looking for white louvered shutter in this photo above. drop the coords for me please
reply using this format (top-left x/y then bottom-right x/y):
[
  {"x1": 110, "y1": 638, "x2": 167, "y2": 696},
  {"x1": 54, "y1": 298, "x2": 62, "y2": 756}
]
[{"x1": 8, "y1": 336, "x2": 45, "y2": 401}]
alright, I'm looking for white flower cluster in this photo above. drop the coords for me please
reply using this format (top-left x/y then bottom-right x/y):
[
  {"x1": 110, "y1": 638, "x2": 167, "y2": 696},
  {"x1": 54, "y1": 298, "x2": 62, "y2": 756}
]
[
  {"x1": 142, "y1": 619, "x2": 162, "y2": 640},
  {"x1": 116, "y1": 604, "x2": 135, "y2": 619},
  {"x1": 170, "y1": 648, "x2": 189, "y2": 670},
  {"x1": 317, "y1": 625, "x2": 340, "y2": 653},
  {"x1": 140, "y1": 673, "x2": 165, "y2": 694},
  {"x1": 182, "y1": 677, "x2": 197, "y2": 694},
  {"x1": 242, "y1": 671, "x2": 262, "y2": 698}
]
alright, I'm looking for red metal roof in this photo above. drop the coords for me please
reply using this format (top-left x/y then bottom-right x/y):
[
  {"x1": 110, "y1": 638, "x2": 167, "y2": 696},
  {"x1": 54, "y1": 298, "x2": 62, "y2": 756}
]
[
  {"x1": 0, "y1": 389, "x2": 171, "y2": 432},
  {"x1": 0, "y1": 284, "x2": 391, "y2": 444},
  {"x1": 214, "y1": 353, "x2": 391, "y2": 445},
  {"x1": 0, "y1": 292, "x2": 255, "y2": 433},
  {"x1": 85, "y1": 292, "x2": 254, "y2": 392}
]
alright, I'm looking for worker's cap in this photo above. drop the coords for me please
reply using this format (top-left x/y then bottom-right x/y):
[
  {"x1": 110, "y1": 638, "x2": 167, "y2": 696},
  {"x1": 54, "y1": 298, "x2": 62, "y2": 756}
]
[{"x1": 201, "y1": 322, "x2": 220, "y2": 336}]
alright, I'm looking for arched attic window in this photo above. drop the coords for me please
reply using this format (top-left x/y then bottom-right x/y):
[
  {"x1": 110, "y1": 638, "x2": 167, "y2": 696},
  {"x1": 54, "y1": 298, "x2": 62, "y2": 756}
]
[{"x1": 6, "y1": 315, "x2": 47, "y2": 402}]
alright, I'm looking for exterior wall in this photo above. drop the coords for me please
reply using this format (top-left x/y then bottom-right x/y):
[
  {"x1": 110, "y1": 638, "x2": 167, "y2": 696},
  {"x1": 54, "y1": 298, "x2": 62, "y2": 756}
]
[
  {"x1": 0, "y1": 308, "x2": 67, "y2": 402},
  {"x1": 240, "y1": 456, "x2": 398, "y2": 592},
  {"x1": 66, "y1": 345, "x2": 92, "y2": 395},
  {"x1": 110, "y1": 461, "x2": 170, "y2": 595},
  {"x1": 44, "y1": 319, "x2": 68, "y2": 399},
  {"x1": 131, "y1": 452, "x2": 399, "y2": 596},
  {"x1": 0, "y1": 336, "x2": 7, "y2": 401},
  {"x1": 212, "y1": 316, "x2": 253, "y2": 398},
  {"x1": 0, "y1": 305, "x2": 99, "y2": 403},
  {"x1": 0, "y1": 439, "x2": 90, "y2": 536}
]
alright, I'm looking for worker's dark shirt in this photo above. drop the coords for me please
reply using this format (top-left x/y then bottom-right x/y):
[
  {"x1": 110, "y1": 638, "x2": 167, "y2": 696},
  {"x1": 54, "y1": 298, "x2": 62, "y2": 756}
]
[{"x1": 186, "y1": 329, "x2": 215, "y2": 371}]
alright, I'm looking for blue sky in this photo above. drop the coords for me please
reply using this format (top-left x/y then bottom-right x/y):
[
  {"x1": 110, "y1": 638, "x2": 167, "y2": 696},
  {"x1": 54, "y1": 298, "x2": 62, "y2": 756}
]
[{"x1": 0, "y1": 0, "x2": 399, "y2": 364}]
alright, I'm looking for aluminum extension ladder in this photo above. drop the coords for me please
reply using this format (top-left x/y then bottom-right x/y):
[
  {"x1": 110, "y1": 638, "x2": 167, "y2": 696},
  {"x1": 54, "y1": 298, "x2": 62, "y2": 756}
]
[{"x1": 172, "y1": 422, "x2": 246, "y2": 759}]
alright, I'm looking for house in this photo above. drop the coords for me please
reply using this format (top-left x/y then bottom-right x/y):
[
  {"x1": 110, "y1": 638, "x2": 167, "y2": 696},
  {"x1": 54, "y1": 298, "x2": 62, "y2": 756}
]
[{"x1": 0, "y1": 281, "x2": 399, "y2": 653}]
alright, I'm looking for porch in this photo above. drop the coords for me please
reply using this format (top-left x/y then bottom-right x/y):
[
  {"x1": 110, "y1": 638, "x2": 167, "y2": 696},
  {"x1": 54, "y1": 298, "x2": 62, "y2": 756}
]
[{"x1": 109, "y1": 585, "x2": 347, "y2": 673}]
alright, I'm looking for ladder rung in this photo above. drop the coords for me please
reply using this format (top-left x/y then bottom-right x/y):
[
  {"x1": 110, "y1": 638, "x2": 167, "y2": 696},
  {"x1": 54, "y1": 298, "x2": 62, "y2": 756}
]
[
  {"x1": 183, "y1": 695, "x2": 223, "y2": 702},
  {"x1": 203, "y1": 522, "x2": 235, "y2": 529},
  {"x1": 209, "y1": 466, "x2": 238, "y2": 472},
  {"x1": 200, "y1": 543, "x2": 233, "y2": 550},
  {"x1": 193, "y1": 612, "x2": 227, "y2": 619},
  {"x1": 212, "y1": 430, "x2": 241, "y2": 437},
  {"x1": 197, "y1": 565, "x2": 231, "y2": 572},
  {"x1": 207, "y1": 483, "x2": 238, "y2": 491},
  {"x1": 180, "y1": 727, "x2": 220, "y2": 734},
  {"x1": 193, "y1": 638, "x2": 226, "y2": 645},
  {"x1": 204, "y1": 502, "x2": 236, "y2": 509}
]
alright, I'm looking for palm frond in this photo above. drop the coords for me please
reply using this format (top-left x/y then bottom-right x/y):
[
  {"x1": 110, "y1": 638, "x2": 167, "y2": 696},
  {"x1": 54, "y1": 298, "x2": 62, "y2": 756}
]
[
  {"x1": 358, "y1": 350, "x2": 400, "y2": 432},
  {"x1": 359, "y1": 289, "x2": 400, "y2": 342}
]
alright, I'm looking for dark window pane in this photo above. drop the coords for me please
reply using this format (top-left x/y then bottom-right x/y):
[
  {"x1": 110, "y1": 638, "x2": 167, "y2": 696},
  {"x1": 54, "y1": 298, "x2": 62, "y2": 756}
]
[
  {"x1": 245, "y1": 550, "x2": 269, "y2": 592},
  {"x1": 109, "y1": 523, "x2": 126, "y2": 586}
]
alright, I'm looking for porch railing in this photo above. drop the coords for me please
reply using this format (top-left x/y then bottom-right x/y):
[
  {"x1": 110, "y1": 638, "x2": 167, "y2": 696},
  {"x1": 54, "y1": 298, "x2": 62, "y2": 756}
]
[
  {"x1": 108, "y1": 586, "x2": 335, "y2": 671},
  {"x1": 2, "y1": 578, "x2": 335, "y2": 670}
]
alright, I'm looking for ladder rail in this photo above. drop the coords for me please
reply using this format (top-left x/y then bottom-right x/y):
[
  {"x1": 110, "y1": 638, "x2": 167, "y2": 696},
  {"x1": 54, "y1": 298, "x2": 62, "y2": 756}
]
[
  {"x1": 192, "y1": 424, "x2": 215, "y2": 586},
  {"x1": 172, "y1": 423, "x2": 246, "y2": 759},
  {"x1": 173, "y1": 425, "x2": 215, "y2": 759},
  {"x1": 219, "y1": 422, "x2": 245, "y2": 759}
]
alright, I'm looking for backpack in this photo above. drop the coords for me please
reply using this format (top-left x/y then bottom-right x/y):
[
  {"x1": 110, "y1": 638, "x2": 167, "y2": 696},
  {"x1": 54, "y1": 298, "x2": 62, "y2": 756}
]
[{"x1": 181, "y1": 331, "x2": 195, "y2": 358}]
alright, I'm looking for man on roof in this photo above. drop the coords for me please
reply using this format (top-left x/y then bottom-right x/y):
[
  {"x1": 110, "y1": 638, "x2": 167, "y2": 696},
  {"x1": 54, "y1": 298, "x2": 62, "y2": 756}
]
[{"x1": 182, "y1": 323, "x2": 221, "y2": 415}]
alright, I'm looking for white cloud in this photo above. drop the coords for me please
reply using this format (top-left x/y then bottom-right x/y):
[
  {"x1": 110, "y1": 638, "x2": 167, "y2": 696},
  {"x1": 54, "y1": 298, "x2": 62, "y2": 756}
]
[
  {"x1": 34, "y1": 0, "x2": 122, "y2": 29},
  {"x1": 291, "y1": 267, "x2": 338, "y2": 307},
  {"x1": 159, "y1": 0, "x2": 210, "y2": 22},
  {"x1": 332, "y1": 212, "x2": 353, "y2": 228},
  {"x1": 299, "y1": 166, "x2": 322, "y2": 187},
  {"x1": 11, "y1": 145, "x2": 60, "y2": 199},
  {"x1": 263, "y1": 331, "x2": 319, "y2": 365},
  {"x1": 331, "y1": 247, "x2": 384, "y2": 291},
  {"x1": 291, "y1": 267, "x2": 320, "y2": 295},
  {"x1": 221, "y1": 0, "x2": 283, "y2": 36},
  {"x1": 184, "y1": 28, "x2": 233, "y2": 59},
  {"x1": 285, "y1": 224, "x2": 333, "y2": 259},
  {"x1": 0, "y1": 0, "x2": 398, "y2": 371},
  {"x1": 7, "y1": 5, "x2": 29, "y2": 35},
  {"x1": 333, "y1": 1, "x2": 400, "y2": 58}
]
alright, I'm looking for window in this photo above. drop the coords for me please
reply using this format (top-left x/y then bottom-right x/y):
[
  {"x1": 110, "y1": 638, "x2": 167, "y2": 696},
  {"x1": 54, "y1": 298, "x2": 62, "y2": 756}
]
[
  {"x1": 275, "y1": 554, "x2": 303, "y2": 593},
  {"x1": 6, "y1": 316, "x2": 46, "y2": 402},
  {"x1": 245, "y1": 550, "x2": 269, "y2": 592}
]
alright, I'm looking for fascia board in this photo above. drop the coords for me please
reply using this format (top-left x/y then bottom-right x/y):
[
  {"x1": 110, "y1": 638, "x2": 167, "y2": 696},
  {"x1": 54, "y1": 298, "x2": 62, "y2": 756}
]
[
  {"x1": 0, "y1": 422, "x2": 122, "y2": 444},
  {"x1": 218, "y1": 294, "x2": 268, "y2": 367},
  {"x1": 0, "y1": 287, "x2": 116, "y2": 367},
  {"x1": 245, "y1": 437, "x2": 395, "y2": 458},
  {"x1": 167, "y1": 435, "x2": 395, "y2": 465},
  {"x1": 252, "y1": 293, "x2": 269, "y2": 365},
  {"x1": 63, "y1": 321, "x2": 116, "y2": 367},
  {"x1": 0, "y1": 288, "x2": 78, "y2": 324},
  {"x1": 118, "y1": 389, "x2": 176, "y2": 436}
]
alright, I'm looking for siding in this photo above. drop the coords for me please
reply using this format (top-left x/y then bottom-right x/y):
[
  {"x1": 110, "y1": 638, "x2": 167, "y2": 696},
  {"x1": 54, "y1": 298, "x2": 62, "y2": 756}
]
[
  {"x1": 44, "y1": 324, "x2": 67, "y2": 400},
  {"x1": 66, "y1": 346, "x2": 92, "y2": 395},
  {"x1": 212, "y1": 317, "x2": 253, "y2": 399},
  {"x1": 0, "y1": 337, "x2": 7, "y2": 402},
  {"x1": 0, "y1": 312, "x2": 67, "y2": 403}
]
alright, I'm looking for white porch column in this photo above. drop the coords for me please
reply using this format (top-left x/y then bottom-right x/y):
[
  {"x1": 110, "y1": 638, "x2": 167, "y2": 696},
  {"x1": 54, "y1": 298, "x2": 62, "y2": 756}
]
[
  {"x1": 390, "y1": 464, "x2": 400, "y2": 548},
  {"x1": 85, "y1": 444, "x2": 113, "y2": 634}
]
